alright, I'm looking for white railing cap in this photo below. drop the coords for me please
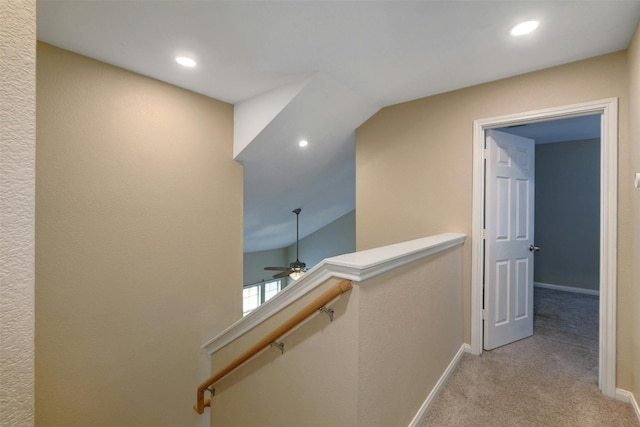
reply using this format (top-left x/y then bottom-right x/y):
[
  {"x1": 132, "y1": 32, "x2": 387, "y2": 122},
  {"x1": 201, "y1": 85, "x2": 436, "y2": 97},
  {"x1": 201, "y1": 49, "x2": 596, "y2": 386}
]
[{"x1": 202, "y1": 232, "x2": 466, "y2": 355}]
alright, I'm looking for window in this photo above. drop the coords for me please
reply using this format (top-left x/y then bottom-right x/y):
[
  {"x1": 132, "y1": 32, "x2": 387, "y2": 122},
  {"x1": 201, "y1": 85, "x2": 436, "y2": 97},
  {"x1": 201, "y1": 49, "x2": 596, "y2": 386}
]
[{"x1": 243, "y1": 279, "x2": 282, "y2": 316}]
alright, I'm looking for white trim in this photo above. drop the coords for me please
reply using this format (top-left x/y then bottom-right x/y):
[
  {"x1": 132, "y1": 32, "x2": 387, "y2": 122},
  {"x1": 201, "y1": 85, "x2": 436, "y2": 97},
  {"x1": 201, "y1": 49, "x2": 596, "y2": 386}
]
[
  {"x1": 598, "y1": 98, "x2": 618, "y2": 398},
  {"x1": 534, "y1": 281, "x2": 599, "y2": 296},
  {"x1": 471, "y1": 98, "x2": 618, "y2": 398},
  {"x1": 408, "y1": 343, "x2": 471, "y2": 427},
  {"x1": 203, "y1": 233, "x2": 466, "y2": 355},
  {"x1": 615, "y1": 389, "x2": 640, "y2": 423}
]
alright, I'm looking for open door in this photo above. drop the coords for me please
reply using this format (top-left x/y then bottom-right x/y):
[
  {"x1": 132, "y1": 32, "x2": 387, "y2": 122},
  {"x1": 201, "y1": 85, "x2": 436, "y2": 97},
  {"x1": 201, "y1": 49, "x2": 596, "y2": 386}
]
[{"x1": 484, "y1": 129, "x2": 536, "y2": 350}]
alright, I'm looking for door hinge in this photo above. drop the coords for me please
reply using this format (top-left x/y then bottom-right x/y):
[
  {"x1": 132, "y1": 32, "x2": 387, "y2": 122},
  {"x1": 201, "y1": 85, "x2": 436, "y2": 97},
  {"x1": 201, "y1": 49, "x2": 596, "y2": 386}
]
[
  {"x1": 483, "y1": 148, "x2": 488, "y2": 159},
  {"x1": 482, "y1": 229, "x2": 488, "y2": 239},
  {"x1": 482, "y1": 309, "x2": 488, "y2": 320}
]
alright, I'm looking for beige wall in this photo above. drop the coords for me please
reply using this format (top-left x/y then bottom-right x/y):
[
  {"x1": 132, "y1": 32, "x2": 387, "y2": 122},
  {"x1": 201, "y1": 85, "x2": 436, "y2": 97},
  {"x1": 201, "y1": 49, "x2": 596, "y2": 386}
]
[
  {"x1": 209, "y1": 244, "x2": 463, "y2": 427},
  {"x1": 35, "y1": 43, "x2": 242, "y2": 426},
  {"x1": 628, "y1": 23, "x2": 640, "y2": 404},
  {"x1": 210, "y1": 278, "x2": 360, "y2": 427},
  {"x1": 358, "y1": 247, "x2": 463, "y2": 426},
  {"x1": 356, "y1": 52, "x2": 634, "y2": 388},
  {"x1": 0, "y1": 1, "x2": 36, "y2": 425}
]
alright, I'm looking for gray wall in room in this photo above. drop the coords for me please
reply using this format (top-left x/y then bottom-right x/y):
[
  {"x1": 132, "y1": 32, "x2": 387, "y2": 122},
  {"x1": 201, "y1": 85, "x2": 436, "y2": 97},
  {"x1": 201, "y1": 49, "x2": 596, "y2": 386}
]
[
  {"x1": 534, "y1": 138, "x2": 600, "y2": 291},
  {"x1": 287, "y1": 210, "x2": 356, "y2": 271},
  {"x1": 243, "y1": 248, "x2": 288, "y2": 286},
  {"x1": 244, "y1": 210, "x2": 356, "y2": 287}
]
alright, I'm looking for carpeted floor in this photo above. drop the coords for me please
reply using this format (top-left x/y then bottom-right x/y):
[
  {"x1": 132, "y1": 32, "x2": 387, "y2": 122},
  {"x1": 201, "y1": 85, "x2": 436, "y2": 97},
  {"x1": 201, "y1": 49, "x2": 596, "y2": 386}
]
[{"x1": 421, "y1": 287, "x2": 639, "y2": 427}]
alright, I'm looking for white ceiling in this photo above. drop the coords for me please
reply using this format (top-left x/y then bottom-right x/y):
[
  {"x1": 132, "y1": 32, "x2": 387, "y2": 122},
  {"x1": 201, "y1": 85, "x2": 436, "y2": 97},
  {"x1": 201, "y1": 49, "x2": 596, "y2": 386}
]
[{"x1": 37, "y1": 1, "x2": 640, "y2": 252}]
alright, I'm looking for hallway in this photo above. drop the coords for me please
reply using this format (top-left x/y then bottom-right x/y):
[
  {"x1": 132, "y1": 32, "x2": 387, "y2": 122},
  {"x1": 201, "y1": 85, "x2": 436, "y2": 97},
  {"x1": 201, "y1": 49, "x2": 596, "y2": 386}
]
[{"x1": 421, "y1": 288, "x2": 638, "y2": 426}]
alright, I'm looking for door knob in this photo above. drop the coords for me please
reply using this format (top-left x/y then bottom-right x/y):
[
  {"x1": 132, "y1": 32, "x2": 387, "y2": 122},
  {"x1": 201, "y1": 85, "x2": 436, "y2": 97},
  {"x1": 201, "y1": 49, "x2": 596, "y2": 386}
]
[{"x1": 529, "y1": 245, "x2": 540, "y2": 252}]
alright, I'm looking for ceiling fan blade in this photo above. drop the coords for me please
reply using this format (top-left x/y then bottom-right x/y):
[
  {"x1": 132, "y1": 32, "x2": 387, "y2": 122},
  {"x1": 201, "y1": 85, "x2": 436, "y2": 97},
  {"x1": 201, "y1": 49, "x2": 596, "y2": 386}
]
[
  {"x1": 264, "y1": 266, "x2": 289, "y2": 271},
  {"x1": 272, "y1": 270, "x2": 293, "y2": 279}
]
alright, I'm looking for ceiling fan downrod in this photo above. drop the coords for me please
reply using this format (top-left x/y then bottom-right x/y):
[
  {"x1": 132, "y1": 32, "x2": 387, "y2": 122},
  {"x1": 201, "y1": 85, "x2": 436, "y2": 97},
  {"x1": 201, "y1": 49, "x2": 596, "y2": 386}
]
[
  {"x1": 293, "y1": 208, "x2": 301, "y2": 263},
  {"x1": 263, "y1": 208, "x2": 306, "y2": 278}
]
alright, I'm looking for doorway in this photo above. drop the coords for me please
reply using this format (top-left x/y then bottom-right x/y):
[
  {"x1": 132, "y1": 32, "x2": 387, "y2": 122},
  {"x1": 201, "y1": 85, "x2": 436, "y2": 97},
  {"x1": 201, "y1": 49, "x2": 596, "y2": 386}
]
[
  {"x1": 491, "y1": 118, "x2": 600, "y2": 349},
  {"x1": 470, "y1": 98, "x2": 619, "y2": 397}
]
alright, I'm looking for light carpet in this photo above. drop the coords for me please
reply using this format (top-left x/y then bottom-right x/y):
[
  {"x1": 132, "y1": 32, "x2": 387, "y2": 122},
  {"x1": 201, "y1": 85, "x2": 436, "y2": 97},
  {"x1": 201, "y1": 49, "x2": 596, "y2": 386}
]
[{"x1": 421, "y1": 288, "x2": 638, "y2": 426}]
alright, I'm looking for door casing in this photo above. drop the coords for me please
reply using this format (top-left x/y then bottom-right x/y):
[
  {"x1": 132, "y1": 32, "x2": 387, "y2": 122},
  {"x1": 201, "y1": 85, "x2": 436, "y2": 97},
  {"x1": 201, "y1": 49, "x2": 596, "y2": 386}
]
[{"x1": 470, "y1": 98, "x2": 618, "y2": 397}]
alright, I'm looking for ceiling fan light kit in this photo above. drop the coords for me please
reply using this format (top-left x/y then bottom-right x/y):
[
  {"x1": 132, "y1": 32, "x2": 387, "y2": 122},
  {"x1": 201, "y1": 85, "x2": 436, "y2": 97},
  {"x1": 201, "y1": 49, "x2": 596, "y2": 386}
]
[{"x1": 264, "y1": 208, "x2": 307, "y2": 280}]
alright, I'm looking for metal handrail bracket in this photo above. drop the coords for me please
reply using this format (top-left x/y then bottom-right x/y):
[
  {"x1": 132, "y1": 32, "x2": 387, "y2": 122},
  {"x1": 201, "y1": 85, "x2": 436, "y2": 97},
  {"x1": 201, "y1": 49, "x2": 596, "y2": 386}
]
[{"x1": 193, "y1": 279, "x2": 353, "y2": 414}]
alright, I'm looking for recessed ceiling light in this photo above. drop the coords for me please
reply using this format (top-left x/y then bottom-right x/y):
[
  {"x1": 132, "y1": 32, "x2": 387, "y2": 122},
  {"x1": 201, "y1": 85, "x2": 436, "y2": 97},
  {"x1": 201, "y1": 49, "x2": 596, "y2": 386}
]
[
  {"x1": 298, "y1": 140, "x2": 309, "y2": 148},
  {"x1": 510, "y1": 20, "x2": 539, "y2": 36},
  {"x1": 175, "y1": 56, "x2": 197, "y2": 67}
]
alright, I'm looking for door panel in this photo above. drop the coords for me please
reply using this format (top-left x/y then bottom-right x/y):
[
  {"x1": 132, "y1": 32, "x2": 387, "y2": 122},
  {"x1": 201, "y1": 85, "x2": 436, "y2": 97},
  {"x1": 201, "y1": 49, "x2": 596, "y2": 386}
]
[
  {"x1": 484, "y1": 129, "x2": 535, "y2": 350},
  {"x1": 495, "y1": 261, "x2": 509, "y2": 325},
  {"x1": 516, "y1": 179, "x2": 529, "y2": 239},
  {"x1": 515, "y1": 257, "x2": 528, "y2": 319},
  {"x1": 496, "y1": 177, "x2": 510, "y2": 240}
]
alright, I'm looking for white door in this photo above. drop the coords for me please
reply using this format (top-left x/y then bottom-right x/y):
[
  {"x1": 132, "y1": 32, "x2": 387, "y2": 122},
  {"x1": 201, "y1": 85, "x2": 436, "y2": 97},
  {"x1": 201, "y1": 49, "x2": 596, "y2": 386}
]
[{"x1": 484, "y1": 129, "x2": 536, "y2": 350}]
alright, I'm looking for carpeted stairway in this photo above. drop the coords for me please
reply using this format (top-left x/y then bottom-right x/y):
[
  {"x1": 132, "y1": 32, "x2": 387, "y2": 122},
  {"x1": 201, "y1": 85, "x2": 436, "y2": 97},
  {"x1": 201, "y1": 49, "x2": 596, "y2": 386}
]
[{"x1": 421, "y1": 287, "x2": 639, "y2": 426}]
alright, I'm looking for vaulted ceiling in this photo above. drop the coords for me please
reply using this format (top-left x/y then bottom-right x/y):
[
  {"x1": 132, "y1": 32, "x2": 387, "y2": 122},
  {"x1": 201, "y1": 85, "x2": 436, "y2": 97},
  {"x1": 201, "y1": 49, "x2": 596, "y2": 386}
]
[{"x1": 37, "y1": 1, "x2": 640, "y2": 252}]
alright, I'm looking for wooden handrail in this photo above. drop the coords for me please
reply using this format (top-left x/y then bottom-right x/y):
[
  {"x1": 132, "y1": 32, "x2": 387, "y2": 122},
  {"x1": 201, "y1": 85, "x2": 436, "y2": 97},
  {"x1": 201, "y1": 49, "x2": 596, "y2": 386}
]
[{"x1": 194, "y1": 279, "x2": 353, "y2": 414}]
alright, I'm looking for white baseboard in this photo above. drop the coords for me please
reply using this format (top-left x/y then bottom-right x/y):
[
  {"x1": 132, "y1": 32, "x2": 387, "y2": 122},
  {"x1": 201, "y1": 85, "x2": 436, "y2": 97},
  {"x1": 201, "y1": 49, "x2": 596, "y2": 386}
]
[
  {"x1": 616, "y1": 388, "x2": 640, "y2": 423},
  {"x1": 408, "y1": 343, "x2": 470, "y2": 427},
  {"x1": 534, "y1": 281, "x2": 599, "y2": 296}
]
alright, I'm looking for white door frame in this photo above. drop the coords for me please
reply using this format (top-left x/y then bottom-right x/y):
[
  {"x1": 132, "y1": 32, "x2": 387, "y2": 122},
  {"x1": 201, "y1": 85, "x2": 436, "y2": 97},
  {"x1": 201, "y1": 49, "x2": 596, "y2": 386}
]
[{"x1": 470, "y1": 98, "x2": 618, "y2": 398}]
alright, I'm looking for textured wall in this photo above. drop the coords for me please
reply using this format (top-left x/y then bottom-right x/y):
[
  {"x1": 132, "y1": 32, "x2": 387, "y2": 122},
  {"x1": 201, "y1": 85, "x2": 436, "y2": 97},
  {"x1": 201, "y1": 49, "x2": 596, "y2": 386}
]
[
  {"x1": 210, "y1": 244, "x2": 463, "y2": 426},
  {"x1": 356, "y1": 51, "x2": 634, "y2": 388},
  {"x1": 36, "y1": 43, "x2": 242, "y2": 426},
  {"x1": 358, "y1": 247, "x2": 463, "y2": 426},
  {"x1": 0, "y1": 1, "x2": 36, "y2": 425},
  {"x1": 210, "y1": 278, "x2": 360, "y2": 427},
  {"x1": 627, "y1": 22, "x2": 640, "y2": 406}
]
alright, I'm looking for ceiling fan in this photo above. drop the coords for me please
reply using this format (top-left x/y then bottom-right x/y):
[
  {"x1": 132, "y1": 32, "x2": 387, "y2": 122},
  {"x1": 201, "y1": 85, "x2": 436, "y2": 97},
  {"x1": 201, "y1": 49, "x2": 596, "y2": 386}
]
[{"x1": 264, "y1": 208, "x2": 306, "y2": 280}]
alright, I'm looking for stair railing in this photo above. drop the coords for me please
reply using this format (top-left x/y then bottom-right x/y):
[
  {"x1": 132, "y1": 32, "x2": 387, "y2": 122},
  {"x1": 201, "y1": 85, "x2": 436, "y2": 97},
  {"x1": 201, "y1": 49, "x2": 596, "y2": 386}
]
[{"x1": 194, "y1": 279, "x2": 353, "y2": 414}]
